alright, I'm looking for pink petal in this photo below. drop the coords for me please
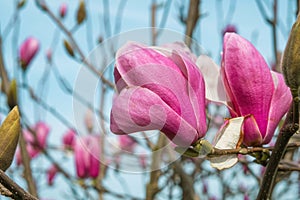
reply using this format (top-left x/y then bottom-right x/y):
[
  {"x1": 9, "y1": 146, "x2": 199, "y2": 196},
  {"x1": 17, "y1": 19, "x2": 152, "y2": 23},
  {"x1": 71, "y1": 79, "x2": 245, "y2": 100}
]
[
  {"x1": 114, "y1": 50, "x2": 200, "y2": 132},
  {"x1": 264, "y1": 72, "x2": 292, "y2": 144},
  {"x1": 169, "y1": 48, "x2": 207, "y2": 136},
  {"x1": 19, "y1": 37, "x2": 40, "y2": 67},
  {"x1": 74, "y1": 138, "x2": 89, "y2": 178},
  {"x1": 115, "y1": 42, "x2": 182, "y2": 92},
  {"x1": 222, "y1": 33, "x2": 274, "y2": 137},
  {"x1": 87, "y1": 135, "x2": 100, "y2": 178},
  {"x1": 242, "y1": 115, "x2": 263, "y2": 146},
  {"x1": 35, "y1": 122, "x2": 50, "y2": 149},
  {"x1": 110, "y1": 86, "x2": 199, "y2": 146}
]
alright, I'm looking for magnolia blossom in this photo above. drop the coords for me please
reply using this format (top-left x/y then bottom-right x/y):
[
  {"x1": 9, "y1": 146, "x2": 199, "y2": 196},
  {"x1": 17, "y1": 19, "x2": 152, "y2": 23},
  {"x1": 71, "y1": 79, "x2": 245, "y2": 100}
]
[
  {"x1": 19, "y1": 37, "x2": 40, "y2": 70},
  {"x1": 222, "y1": 24, "x2": 237, "y2": 36},
  {"x1": 74, "y1": 135, "x2": 100, "y2": 179},
  {"x1": 16, "y1": 122, "x2": 50, "y2": 165},
  {"x1": 110, "y1": 42, "x2": 207, "y2": 146},
  {"x1": 118, "y1": 135, "x2": 136, "y2": 152},
  {"x1": 59, "y1": 3, "x2": 67, "y2": 18},
  {"x1": 198, "y1": 33, "x2": 292, "y2": 146},
  {"x1": 62, "y1": 129, "x2": 76, "y2": 150},
  {"x1": 47, "y1": 165, "x2": 58, "y2": 185}
]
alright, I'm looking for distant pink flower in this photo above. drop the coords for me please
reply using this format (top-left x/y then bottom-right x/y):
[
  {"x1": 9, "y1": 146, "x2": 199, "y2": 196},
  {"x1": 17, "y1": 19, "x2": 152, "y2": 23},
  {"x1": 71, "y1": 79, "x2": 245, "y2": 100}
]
[
  {"x1": 19, "y1": 37, "x2": 40, "y2": 70},
  {"x1": 84, "y1": 109, "x2": 93, "y2": 133},
  {"x1": 59, "y1": 3, "x2": 67, "y2": 18},
  {"x1": 15, "y1": 122, "x2": 50, "y2": 165},
  {"x1": 47, "y1": 165, "x2": 58, "y2": 185},
  {"x1": 74, "y1": 135, "x2": 100, "y2": 179},
  {"x1": 110, "y1": 42, "x2": 207, "y2": 146},
  {"x1": 118, "y1": 135, "x2": 136, "y2": 152},
  {"x1": 46, "y1": 49, "x2": 52, "y2": 63},
  {"x1": 62, "y1": 129, "x2": 76, "y2": 150},
  {"x1": 139, "y1": 153, "x2": 147, "y2": 169},
  {"x1": 222, "y1": 24, "x2": 237, "y2": 36}
]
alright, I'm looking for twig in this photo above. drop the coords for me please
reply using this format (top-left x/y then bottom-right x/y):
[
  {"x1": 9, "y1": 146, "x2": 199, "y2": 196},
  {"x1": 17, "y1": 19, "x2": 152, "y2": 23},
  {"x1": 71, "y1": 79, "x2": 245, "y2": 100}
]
[
  {"x1": 0, "y1": 169, "x2": 38, "y2": 200},
  {"x1": 146, "y1": 134, "x2": 166, "y2": 200},
  {"x1": 256, "y1": 107, "x2": 296, "y2": 200},
  {"x1": 185, "y1": 0, "x2": 200, "y2": 47},
  {"x1": 37, "y1": 1, "x2": 114, "y2": 89}
]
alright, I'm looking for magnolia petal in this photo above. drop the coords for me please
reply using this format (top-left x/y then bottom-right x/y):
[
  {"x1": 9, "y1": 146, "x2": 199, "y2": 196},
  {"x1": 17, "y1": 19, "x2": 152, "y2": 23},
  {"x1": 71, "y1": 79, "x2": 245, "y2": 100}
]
[
  {"x1": 264, "y1": 72, "x2": 292, "y2": 144},
  {"x1": 243, "y1": 115, "x2": 263, "y2": 146},
  {"x1": 110, "y1": 86, "x2": 199, "y2": 146},
  {"x1": 114, "y1": 56, "x2": 200, "y2": 132},
  {"x1": 196, "y1": 55, "x2": 228, "y2": 105},
  {"x1": 223, "y1": 33, "x2": 274, "y2": 136},
  {"x1": 210, "y1": 117, "x2": 244, "y2": 170},
  {"x1": 87, "y1": 135, "x2": 100, "y2": 178},
  {"x1": 115, "y1": 42, "x2": 182, "y2": 92},
  {"x1": 169, "y1": 49, "x2": 207, "y2": 137},
  {"x1": 161, "y1": 42, "x2": 197, "y2": 62},
  {"x1": 74, "y1": 138, "x2": 90, "y2": 178}
]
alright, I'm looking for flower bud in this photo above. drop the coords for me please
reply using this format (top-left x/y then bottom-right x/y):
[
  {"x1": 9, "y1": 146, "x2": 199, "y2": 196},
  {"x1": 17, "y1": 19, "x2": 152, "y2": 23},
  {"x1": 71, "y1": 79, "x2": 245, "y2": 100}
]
[
  {"x1": 59, "y1": 3, "x2": 67, "y2": 18},
  {"x1": 63, "y1": 39, "x2": 74, "y2": 57},
  {"x1": 47, "y1": 165, "x2": 58, "y2": 185},
  {"x1": 76, "y1": 0, "x2": 86, "y2": 25},
  {"x1": 46, "y1": 48, "x2": 52, "y2": 63},
  {"x1": 0, "y1": 107, "x2": 20, "y2": 171},
  {"x1": 19, "y1": 37, "x2": 40, "y2": 71},
  {"x1": 282, "y1": 14, "x2": 300, "y2": 96},
  {"x1": 17, "y1": 0, "x2": 26, "y2": 9},
  {"x1": 7, "y1": 79, "x2": 18, "y2": 110}
]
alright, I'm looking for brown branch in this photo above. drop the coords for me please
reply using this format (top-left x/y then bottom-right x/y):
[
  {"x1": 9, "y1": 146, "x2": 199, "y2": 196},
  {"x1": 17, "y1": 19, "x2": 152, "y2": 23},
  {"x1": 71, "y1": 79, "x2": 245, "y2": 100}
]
[
  {"x1": 0, "y1": 34, "x2": 37, "y2": 198},
  {"x1": 146, "y1": 134, "x2": 166, "y2": 200},
  {"x1": 185, "y1": 0, "x2": 200, "y2": 47},
  {"x1": 256, "y1": 107, "x2": 296, "y2": 200},
  {"x1": 0, "y1": 169, "x2": 38, "y2": 200}
]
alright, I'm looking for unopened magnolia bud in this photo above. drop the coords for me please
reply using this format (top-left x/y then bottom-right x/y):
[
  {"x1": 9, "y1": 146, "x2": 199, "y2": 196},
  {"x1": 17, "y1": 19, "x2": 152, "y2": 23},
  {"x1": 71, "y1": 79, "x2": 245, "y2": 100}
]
[
  {"x1": 17, "y1": 0, "x2": 26, "y2": 9},
  {"x1": 19, "y1": 37, "x2": 40, "y2": 71},
  {"x1": 0, "y1": 106, "x2": 20, "y2": 171},
  {"x1": 63, "y1": 39, "x2": 74, "y2": 57},
  {"x1": 76, "y1": 0, "x2": 86, "y2": 25},
  {"x1": 59, "y1": 3, "x2": 67, "y2": 18},
  {"x1": 282, "y1": 14, "x2": 300, "y2": 96},
  {"x1": 7, "y1": 79, "x2": 18, "y2": 110}
]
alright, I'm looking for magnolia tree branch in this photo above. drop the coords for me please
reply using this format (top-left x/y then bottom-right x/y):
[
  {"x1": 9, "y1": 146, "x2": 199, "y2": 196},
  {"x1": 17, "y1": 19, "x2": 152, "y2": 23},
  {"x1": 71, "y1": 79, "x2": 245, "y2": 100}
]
[
  {"x1": 185, "y1": 0, "x2": 200, "y2": 47},
  {"x1": 256, "y1": 107, "x2": 296, "y2": 199},
  {"x1": 0, "y1": 169, "x2": 38, "y2": 200}
]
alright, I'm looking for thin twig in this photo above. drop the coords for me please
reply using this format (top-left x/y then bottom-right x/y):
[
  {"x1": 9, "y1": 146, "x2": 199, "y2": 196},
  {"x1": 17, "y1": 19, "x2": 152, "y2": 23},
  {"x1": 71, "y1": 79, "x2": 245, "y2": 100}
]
[{"x1": 0, "y1": 169, "x2": 38, "y2": 200}]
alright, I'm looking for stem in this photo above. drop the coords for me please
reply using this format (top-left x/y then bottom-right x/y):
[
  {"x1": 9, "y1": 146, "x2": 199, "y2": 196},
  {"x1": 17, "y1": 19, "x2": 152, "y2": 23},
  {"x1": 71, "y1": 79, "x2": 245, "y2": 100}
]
[
  {"x1": 256, "y1": 108, "x2": 296, "y2": 199},
  {"x1": 0, "y1": 169, "x2": 38, "y2": 200},
  {"x1": 185, "y1": 0, "x2": 200, "y2": 47},
  {"x1": 146, "y1": 134, "x2": 166, "y2": 200}
]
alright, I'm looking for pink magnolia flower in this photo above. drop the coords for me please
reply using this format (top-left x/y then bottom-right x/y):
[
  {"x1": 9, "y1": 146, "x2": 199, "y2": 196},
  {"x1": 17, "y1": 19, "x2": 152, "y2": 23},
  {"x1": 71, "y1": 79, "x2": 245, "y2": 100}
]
[
  {"x1": 47, "y1": 165, "x2": 58, "y2": 185},
  {"x1": 110, "y1": 42, "x2": 207, "y2": 146},
  {"x1": 59, "y1": 3, "x2": 67, "y2": 18},
  {"x1": 222, "y1": 24, "x2": 237, "y2": 36},
  {"x1": 15, "y1": 122, "x2": 50, "y2": 165},
  {"x1": 19, "y1": 37, "x2": 40, "y2": 70},
  {"x1": 198, "y1": 33, "x2": 292, "y2": 146},
  {"x1": 62, "y1": 129, "x2": 76, "y2": 150},
  {"x1": 74, "y1": 135, "x2": 100, "y2": 179},
  {"x1": 118, "y1": 135, "x2": 136, "y2": 152}
]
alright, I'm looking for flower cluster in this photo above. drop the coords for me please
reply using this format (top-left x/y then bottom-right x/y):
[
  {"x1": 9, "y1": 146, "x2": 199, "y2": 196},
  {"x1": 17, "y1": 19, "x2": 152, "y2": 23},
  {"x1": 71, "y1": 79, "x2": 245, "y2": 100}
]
[{"x1": 110, "y1": 33, "x2": 292, "y2": 148}]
